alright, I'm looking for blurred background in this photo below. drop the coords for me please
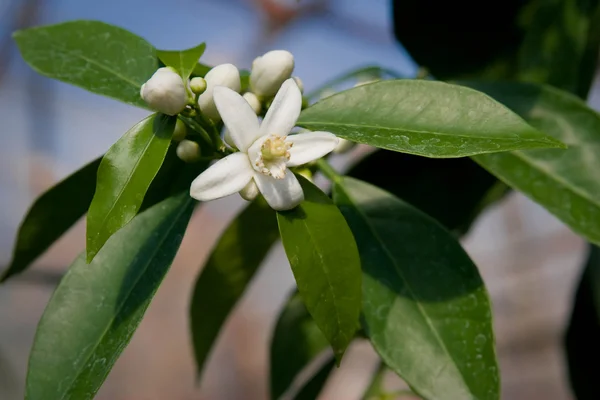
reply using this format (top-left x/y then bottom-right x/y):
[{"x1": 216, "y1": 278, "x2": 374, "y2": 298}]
[{"x1": 0, "y1": 0, "x2": 598, "y2": 399}]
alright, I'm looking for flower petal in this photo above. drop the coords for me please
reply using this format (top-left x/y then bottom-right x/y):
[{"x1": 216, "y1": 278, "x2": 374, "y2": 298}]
[
  {"x1": 190, "y1": 153, "x2": 253, "y2": 201},
  {"x1": 239, "y1": 179, "x2": 259, "y2": 201},
  {"x1": 260, "y1": 78, "x2": 302, "y2": 137},
  {"x1": 214, "y1": 86, "x2": 261, "y2": 152},
  {"x1": 254, "y1": 171, "x2": 304, "y2": 211},
  {"x1": 286, "y1": 131, "x2": 340, "y2": 167}
]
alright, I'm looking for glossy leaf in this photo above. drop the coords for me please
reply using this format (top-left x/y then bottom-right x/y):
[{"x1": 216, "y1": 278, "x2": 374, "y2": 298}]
[
  {"x1": 190, "y1": 197, "x2": 279, "y2": 377},
  {"x1": 14, "y1": 20, "x2": 157, "y2": 107},
  {"x1": 270, "y1": 291, "x2": 330, "y2": 399},
  {"x1": 1, "y1": 158, "x2": 101, "y2": 282},
  {"x1": 157, "y1": 43, "x2": 206, "y2": 79},
  {"x1": 333, "y1": 177, "x2": 499, "y2": 400},
  {"x1": 293, "y1": 358, "x2": 335, "y2": 400},
  {"x1": 297, "y1": 80, "x2": 564, "y2": 158},
  {"x1": 565, "y1": 244, "x2": 600, "y2": 400},
  {"x1": 346, "y1": 150, "x2": 507, "y2": 235},
  {"x1": 26, "y1": 192, "x2": 194, "y2": 400},
  {"x1": 462, "y1": 81, "x2": 600, "y2": 245},
  {"x1": 86, "y1": 113, "x2": 175, "y2": 262},
  {"x1": 517, "y1": 0, "x2": 600, "y2": 98},
  {"x1": 277, "y1": 176, "x2": 361, "y2": 363}
]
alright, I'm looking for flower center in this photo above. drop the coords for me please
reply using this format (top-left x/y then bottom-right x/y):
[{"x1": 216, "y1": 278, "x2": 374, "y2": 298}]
[{"x1": 251, "y1": 134, "x2": 292, "y2": 180}]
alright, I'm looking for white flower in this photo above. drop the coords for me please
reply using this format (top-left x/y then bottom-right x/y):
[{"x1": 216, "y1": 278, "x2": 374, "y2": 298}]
[
  {"x1": 292, "y1": 76, "x2": 304, "y2": 94},
  {"x1": 250, "y1": 50, "x2": 294, "y2": 97},
  {"x1": 333, "y1": 138, "x2": 355, "y2": 154},
  {"x1": 176, "y1": 140, "x2": 201, "y2": 162},
  {"x1": 223, "y1": 92, "x2": 262, "y2": 148},
  {"x1": 190, "y1": 79, "x2": 338, "y2": 211},
  {"x1": 198, "y1": 64, "x2": 241, "y2": 121},
  {"x1": 140, "y1": 67, "x2": 187, "y2": 116}
]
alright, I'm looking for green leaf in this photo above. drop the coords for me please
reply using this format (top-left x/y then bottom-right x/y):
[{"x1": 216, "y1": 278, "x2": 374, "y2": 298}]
[
  {"x1": 26, "y1": 192, "x2": 194, "y2": 400},
  {"x1": 347, "y1": 150, "x2": 507, "y2": 235},
  {"x1": 517, "y1": 0, "x2": 600, "y2": 98},
  {"x1": 1, "y1": 158, "x2": 101, "y2": 282},
  {"x1": 462, "y1": 81, "x2": 600, "y2": 246},
  {"x1": 86, "y1": 113, "x2": 175, "y2": 262},
  {"x1": 14, "y1": 20, "x2": 157, "y2": 107},
  {"x1": 333, "y1": 177, "x2": 499, "y2": 400},
  {"x1": 277, "y1": 176, "x2": 361, "y2": 363},
  {"x1": 565, "y1": 244, "x2": 600, "y2": 400},
  {"x1": 191, "y1": 62, "x2": 211, "y2": 78},
  {"x1": 297, "y1": 80, "x2": 564, "y2": 158},
  {"x1": 190, "y1": 197, "x2": 279, "y2": 377},
  {"x1": 270, "y1": 291, "x2": 330, "y2": 399},
  {"x1": 157, "y1": 43, "x2": 206, "y2": 79},
  {"x1": 293, "y1": 358, "x2": 335, "y2": 400}
]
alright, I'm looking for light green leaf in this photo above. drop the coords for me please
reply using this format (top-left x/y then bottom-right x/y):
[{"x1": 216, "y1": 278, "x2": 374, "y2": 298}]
[
  {"x1": 462, "y1": 81, "x2": 600, "y2": 245},
  {"x1": 277, "y1": 176, "x2": 361, "y2": 363},
  {"x1": 297, "y1": 79, "x2": 564, "y2": 158},
  {"x1": 14, "y1": 20, "x2": 157, "y2": 107},
  {"x1": 1, "y1": 158, "x2": 100, "y2": 282},
  {"x1": 270, "y1": 291, "x2": 330, "y2": 399},
  {"x1": 190, "y1": 197, "x2": 279, "y2": 377},
  {"x1": 333, "y1": 177, "x2": 499, "y2": 400},
  {"x1": 157, "y1": 43, "x2": 206, "y2": 79},
  {"x1": 86, "y1": 113, "x2": 175, "y2": 262},
  {"x1": 25, "y1": 192, "x2": 194, "y2": 400}
]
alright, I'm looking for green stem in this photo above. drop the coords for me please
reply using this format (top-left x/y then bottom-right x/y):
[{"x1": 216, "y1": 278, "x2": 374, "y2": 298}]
[
  {"x1": 316, "y1": 158, "x2": 341, "y2": 182},
  {"x1": 194, "y1": 112, "x2": 226, "y2": 152},
  {"x1": 179, "y1": 115, "x2": 212, "y2": 146}
]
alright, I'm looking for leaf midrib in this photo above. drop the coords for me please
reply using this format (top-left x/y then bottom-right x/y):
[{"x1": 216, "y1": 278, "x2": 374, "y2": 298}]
[
  {"x1": 56, "y1": 197, "x2": 192, "y2": 400},
  {"x1": 298, "y1": 120, "x2": 553, "y2": 144},
  {"x1": 336, "y1": 182, "x2": 470, "y2": 395}
]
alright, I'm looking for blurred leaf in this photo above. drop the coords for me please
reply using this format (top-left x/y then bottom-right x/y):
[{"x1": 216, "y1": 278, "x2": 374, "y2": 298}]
[
  {"x1": 297, "y1": 80, "x2": 564, "y2": 158},
  {"x1": 391, "y1": 0, "x2": 527, "y2": 79},
  {"x1": 157, "y1": 43, "x2": 206, "y2": 79},
  {"x1": 293, "y1": 358, "x2": 335, "y2": 400},
  {"x1": 14, "y1": 20, "x2": 157, "y2": 107},
  {"x1": 192, "y1": 62, "x2": 212, "y2": 77},
  {"x1": 277, "y1": 176, "x2": 361, "y2": 363},
  {"x1": 1, "y1": 158, "x2": 100, "y2": 282},
  {"x1": 86, "y1": 113, "x2": 175, "y2": 262},
  {"x1": 361, "y1": 363, "x2": 387, "y2": 400},
  {"x1": 190, "y1": 197, "x2": 279, "y2": 377},
  {"x1": 270, "y1": 291, "x2": 330, "y2": 399},
  {"x1": 565, "y1": 244, "x2": 600, "y2": 400},
  {"x1": 462, "y1": 81, "x2": 600, "y2": 245},
  {"x1": 333, "y1": 177, "x2": 499, "y2": 400},
  {"x1": 26, "y1": 192, "x2": 194, "y2": 400},
  {"x1": 517, "y1": 0, "x2": 600, "y2": 98},
  {"x1": 346, "y1": 151, "x2": 506, "y2": 235}
]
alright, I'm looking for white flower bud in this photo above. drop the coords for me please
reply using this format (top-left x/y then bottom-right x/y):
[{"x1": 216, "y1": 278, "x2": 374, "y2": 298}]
[
  {"x1": 190, "y1": 77, "x2": 207, "y2": 95},
  {"x1": 172, "y1": 119, "x2": 187, "y2": 142},
  {"x1": 242, "y1": 92, "x2": 262, "y2": 114},
  {"x1": 140, "y1": 67, "x2": 188, "y2": 116},
  {"x1": 176, "y1": 140, "x2": 201, "y2": 163},
  {"x1": 250, "y1": 50, "x2": 294, "y2": 97},
  {"x1": 333, "y1": 138, "x2": 355, "y2": 154},
  {"x1": 292, "y1": 76, "x2": 304, "y2": 94},
  {"x1": 198, "y1": 64, "x2": 241, "y2": 121}
]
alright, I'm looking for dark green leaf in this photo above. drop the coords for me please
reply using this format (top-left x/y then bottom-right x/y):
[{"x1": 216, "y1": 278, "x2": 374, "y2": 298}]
[
  {"x1": 517, "y1": 0, "x2": 600, "y2": 98},
  {"x1": 462, "y1": 81, "x2": 600, "y2": 246},
  {"x1": 14, "y1": 20, "x2": 157, "y2": 107},
  {"x1": 565, "y1": 244, "x2": 600, "y2": 400},
  {"x1": 190, "y1": 197, "x2": 279, "y2": 377},
  {"x1": 297, "y1": 80, "x2": 564, "y2": 158},
  {"x1": 277, "y1": 176, "x2": 361, "y2": 363},
  {"x1": 1, "y1": 158, "x2": 100, "y2": 282},
  {"x1": 270, "y1": 291, "x2": 330, "y2": 399},
  {"x1": 293, "y1": 358, "x2": 335, "y2": 400},
  {"x1": 347, "y1": 150, "x2": 508, "y2": 235},
  {"x1": 391, "y1": 0, "x2": 526, "y2": 79},
  {"x1": 26, "y1": 192, "x2": 194, "y2": 400},
  {"x1": 333, "y1": 177, "x2": 499, "y2": 400},
  {"x1": 157, "y1": 43, "x2": 206, "y2": 79},
  {"x1": 86, "y1": 113, "x2": 175, "y2": 262},
  {"x1": 191, "y1": 62, "x2": 212, "y2": 78}
]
